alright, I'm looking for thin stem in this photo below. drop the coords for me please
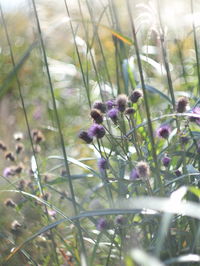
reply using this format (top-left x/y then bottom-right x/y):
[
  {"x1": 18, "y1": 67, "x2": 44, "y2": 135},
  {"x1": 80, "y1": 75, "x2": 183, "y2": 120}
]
[
  {"x1": 31, "y1": 0, "x2": 87, "y2": 262},
  {"x1": 191, "y1": 0, "x2": 200, "y2": 97},
  {"x1": 0, "y1": 5, "x2": 59, "y2": 264},
  {"x1": 126, "y1": 0, "x2": 163, "y2": 192}
]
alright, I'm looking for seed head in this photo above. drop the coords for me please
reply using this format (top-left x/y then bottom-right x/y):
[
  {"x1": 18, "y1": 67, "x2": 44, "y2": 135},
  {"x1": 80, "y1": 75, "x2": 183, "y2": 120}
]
[
  {"x1": 4, "y1": 198, "x2": 16, "y2": 208},
  {"x1": 13, "y1": 132, "x2": 23, "y2": 141},
  {"x1": 15, "y1": 143, "x2": 24, "y2": 154},
  {"x1": 116, "y1": 94, "x2": 128, "y2": 112},
  {"x1": 78, "y1": 130, "x2": 93, "y2": 144},
  {"x1": 176, "y1": 97, "x2": 188, "y2": 113},
  {"x1": 136, "y1": 161, "x2": 150, "y2": 178},
  {"x1": 0, "y1": 141, "x2": 7, "y2": 151},
  {"x1": 11, "y1": 220, "x2": 22, "y2": 233},
  {"x1": 93, "y1": 101, "x2": 106, "y2": 113},
  {"x1": 5, "y1": 151, "x2": 15, "y2": 161},
  {"x1": 130, "y1": 89, "x2": 143, "y2": 103},
  {"x1": 90, "y1": 109, "x2": 103, "y2": 124},
  {"x1": 88, "y1": 124, "x2": 106, "y2": 139}
]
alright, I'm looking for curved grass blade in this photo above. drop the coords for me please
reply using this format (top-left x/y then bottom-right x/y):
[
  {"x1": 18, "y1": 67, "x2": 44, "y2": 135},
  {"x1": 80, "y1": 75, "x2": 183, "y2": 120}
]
[{"x1": 48, "y1": 155, "x2": 101, "y2": 178}]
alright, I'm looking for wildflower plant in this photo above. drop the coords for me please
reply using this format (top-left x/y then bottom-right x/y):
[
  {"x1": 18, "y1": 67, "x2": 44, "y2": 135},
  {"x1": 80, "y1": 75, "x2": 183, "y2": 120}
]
[{"x1": 1, "y1": 0, "x2": 200, "y2": 265}]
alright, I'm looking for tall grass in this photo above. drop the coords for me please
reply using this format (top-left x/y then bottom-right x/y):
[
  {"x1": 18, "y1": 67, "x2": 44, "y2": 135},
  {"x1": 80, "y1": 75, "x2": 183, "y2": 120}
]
[{"x1": 1, "y1": 0, "x2": 200, "y2": 265}]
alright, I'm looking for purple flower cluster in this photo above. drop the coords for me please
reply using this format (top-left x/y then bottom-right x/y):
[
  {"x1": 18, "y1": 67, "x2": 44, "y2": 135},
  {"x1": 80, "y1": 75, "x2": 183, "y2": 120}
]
[{"x1": 79, "y1": 92, "x2": 139, "y2": 143}]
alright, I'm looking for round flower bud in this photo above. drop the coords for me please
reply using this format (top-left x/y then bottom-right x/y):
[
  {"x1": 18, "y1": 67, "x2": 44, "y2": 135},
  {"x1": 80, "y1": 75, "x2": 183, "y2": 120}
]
[
  {"x1": 88, "y1": 124, "x2": 106, "y2": 139},
  {"x1": 108, "y1": 108, "x2": 119, "y2": 123},
  {"x1": 130, "y1": 89, "x2": 143, "y2": 103},
  {"x1": 162, "y1": 156, "x2": 171, "y2": 167},
  {"x1": 78, "y1": 131, "x2": 93, "y2": 144},
  {"x1": 176, "y1": 97, "x2": 188, "y2": 113},
  {"x1": 90, "y1": 109, "x2": 103, "y2": 124},
  {"x1": 116, "y1": 94, "x2": 128, "y2": 112},
  {"x1": 157, "y1": 125, "x2": 171, "y2": 139},
  {"x1": 136, "y1": 161, "x2": 150, "y2": 178},
  {"x1": 93, "y1": 101, "x2": 106, "y2": 113}
]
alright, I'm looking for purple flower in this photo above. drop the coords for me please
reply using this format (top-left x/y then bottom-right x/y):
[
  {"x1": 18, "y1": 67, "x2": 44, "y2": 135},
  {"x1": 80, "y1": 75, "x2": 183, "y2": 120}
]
[
  {"x1": 130, "y1": 90, "x2": 143, "y2": 103},
  {"x1": 108, "y1": 108, "x2": 119, "y2": 123},
  {"x1": 96, "y1": 218, "x2": 108, "y2": 231},
  {"x1": 176, "y1": 97, "x2": 188, "y2": 113},
  {"x1": 130, "y1": 168, "x2": 139, "y2": 180},
  {"x1": 125, "y1": 107, "x2": 135, "y2": 116},
  {"x1": 88, "y1": 124, "x2": 106, "y2": 139},
  {"x1": 115, "y1": 215, "x2": 125, "y2": 225},
  {"x1": 180, "y1": 136, "x2": 189, "y2": 144},
  {"x1": 190, "y1": 107, "x2": 200, "y2": 125},
  {"x1": 3, "y1": 167, "x2": 15, "y2": 177},
  {"x1": 93, "y1": 101, "x2": 106, "y2": 113},
  {"x1": 162, "y1": 156, "x2": 171, "y2": 167},
  {"x1": 175, "y1": 169, "x2": 181, "y2": 177},
  {"x1": 157, "y1": 125, "x2": 171, "y2": 139},
  {"x1": 106, "y1": 100, "x2": 115, "y2": 110},
  {"x1": 48, "y1": 209, "x2": 56, "y2": 218},
  {"x1": 90, "y1": 109, "x2": 103, "y2": 124},
  {"x1": 116, "y1": 94, "x2": 128, "y2": 112},
  {"x1": 98, "y1": 158, "x2": 108, "y2": 171},
  {"x1": 78, "y1": 130, "x2": 93, "y2": 143}
]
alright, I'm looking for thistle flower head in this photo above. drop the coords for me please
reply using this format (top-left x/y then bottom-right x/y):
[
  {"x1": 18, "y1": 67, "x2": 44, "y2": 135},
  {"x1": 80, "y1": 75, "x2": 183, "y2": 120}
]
[
  {"x1": 116, "y1": 94, "x2": 128, "y2": 112},
  {"x1": 125, "y1": 107, "x2": 135, "y2": 116},
  {"x1": 3, "y1": 167, "x2": 15, "y2": 177},
  {"x1": 106, "y1": 100, "x2": 115, "y2": 110},
  {"x1": 190, "y1": 107, "x2": 200, "y2": 125},
  {"x1": 175, "y1": 169, "x2": 181, "y2": 177},
  {"x1": 0, "y1": 141, "x2": 7, "y2": 151},
  {"x1": 108, "y1": 108, "x2": 119, "y2": 122},
  {"x1": 98, "y1": 157, "x2": 108, "y2": 171},
  {"x1": 176, "y1": 97, "x2": 188, "y2": 113},
  {"x1": 93, "y1": 101, "x2": 106, "y2": 113},
  {"x1": 96, "y1": 218, "x2": 108, "y2": 231},
  {"x1": 115, "y1": 215, "x2": 125, "y2": 225},
  {"x1": 157, "y1": 125, "x2": 171, "y2": 139},
  {"x1": 11, "y1": 220, "x2": 22, "y2": 233},
  {"x1": 4, "y1": 198, "x2": 16, "y2": 208},
  {"x1": 162, "y1": 156, "x2": 171, "y2": 167},
  {"x1": 15, "y1": 143, "x2": 24, "y2": 154},
  {"x1": 90, "y1": 109, "x2": 103, "y2": 124},
  {"x1": 78, "y1": 130, "x2": 93, "y2": 144},
  {"x1": 130, "y1": 89, "x2": 143, "y2": 103},
  {"x1": 136, "y1": 161, "x2": 150, "y2": 178},
  {"x1": 88, "y1": 124, "x2": 106, "y2": 139},
  {"x1": 130, "y1": 168, "x2": 139, "y2": 180},
  {"x1": 13, "y1": 132, "x2": 23, "y2": 141}
]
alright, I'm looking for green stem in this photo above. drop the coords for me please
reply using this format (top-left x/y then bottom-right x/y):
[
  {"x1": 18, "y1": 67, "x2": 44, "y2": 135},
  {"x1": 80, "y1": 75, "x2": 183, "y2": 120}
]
[
  {"x1": 126, "y1": 0, "x2": 163, "y2": 192},
  {"x1": 31, "y1": 0, "x2": 87, "y2": 262}
]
